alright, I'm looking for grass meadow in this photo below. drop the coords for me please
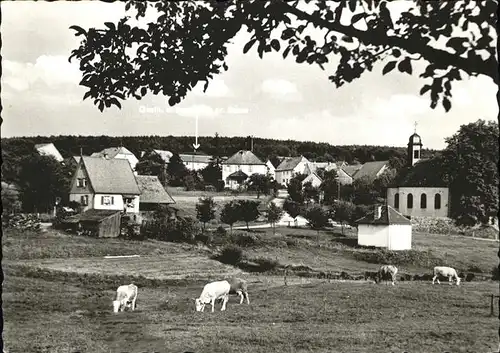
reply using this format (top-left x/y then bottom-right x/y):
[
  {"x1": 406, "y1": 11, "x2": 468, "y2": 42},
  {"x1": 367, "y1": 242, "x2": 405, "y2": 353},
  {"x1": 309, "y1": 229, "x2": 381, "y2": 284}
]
[{"x1": 3, "y1": 226, "x2": 499, "y2": 353}]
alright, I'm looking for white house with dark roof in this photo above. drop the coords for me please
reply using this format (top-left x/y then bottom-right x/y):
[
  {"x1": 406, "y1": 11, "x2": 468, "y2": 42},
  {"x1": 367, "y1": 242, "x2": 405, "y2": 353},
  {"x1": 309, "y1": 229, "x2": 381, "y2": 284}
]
[
  {"x1": 135, "y1": 175, "x2": 176, "y2": 211},
  {"x1": 35, "y1": 143, "x2": 64, "y2": 162},
  {"x1": 69, "y1": 156, "x2": 141, "y2": 213},
  {"x1": 275, "y1": 156, "x2": 311, "y2": 186},
  {"x1": 356, "y1": 204, "x2": 412, "y2": 250},
  {"x1": 222, "y1": 150, "x2": 267, "y2": 189},
  {"x1": 179, "y1": 153, "x2": 212, "y2": 171},
  {"x1": 91, "y1": 146, "x2": 139, "y2": 172},
  {"x1": 302, "y1": 172, "x2": 322, "y2": 188}
]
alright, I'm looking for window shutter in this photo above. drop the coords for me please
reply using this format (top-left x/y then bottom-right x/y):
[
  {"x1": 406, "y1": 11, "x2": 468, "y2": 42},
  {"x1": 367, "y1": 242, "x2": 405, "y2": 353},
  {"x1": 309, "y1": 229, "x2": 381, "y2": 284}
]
[
  {"x1": 111, "y1": 196, "x2": 114, "y2": 205},
  {"x1": 101, "y1": 196, "x2": 104, "y2": 205}
]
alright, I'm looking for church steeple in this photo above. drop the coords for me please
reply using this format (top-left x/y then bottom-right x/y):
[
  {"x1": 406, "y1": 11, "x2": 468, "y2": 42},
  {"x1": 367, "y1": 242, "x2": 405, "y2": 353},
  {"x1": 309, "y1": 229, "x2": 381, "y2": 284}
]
[{"x1": 407, "y1": 122, "x2": 422, "y2": 167}]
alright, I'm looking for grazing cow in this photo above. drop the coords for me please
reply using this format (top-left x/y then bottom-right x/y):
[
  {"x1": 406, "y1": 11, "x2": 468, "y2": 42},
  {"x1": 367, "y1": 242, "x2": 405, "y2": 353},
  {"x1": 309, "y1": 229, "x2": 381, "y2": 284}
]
[
  {"x1": 228, "y1": 277, "x2": 250, "y2": 305},
  {"x1": 113, "y1": 284, "x2": 138, "y2": 313},
  {"x1": 375, "y1": 265, "x2": 398, "y2": 286},
  {"x1": 194, "y1": 280, "x2": 231, "y2": 312},
  {"x1": 432, "y1": 266, "x2": 461, "y2": 286}
]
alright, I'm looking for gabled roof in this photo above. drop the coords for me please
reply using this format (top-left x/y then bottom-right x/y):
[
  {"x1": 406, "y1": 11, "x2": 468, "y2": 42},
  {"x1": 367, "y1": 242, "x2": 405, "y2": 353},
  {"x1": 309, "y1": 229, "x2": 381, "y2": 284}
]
[
  {"x1": 91, "y1": 146, "x2": 136, "y2": 159},
  {"x1": 153, "y1": 149, "x2": 173, "y2": 163},
  {"x1": 302, "y1": 172, "x2": 322, "y2": 185},
  {"x1": 356, "y1": 205, "x2": 411, "y2": 225},
  {"x1": 34, "y1": 143, "x2": 64, "y2": 162},
  {"x1": 78, "y1": 156, "x2": 140, "y2": 195},
  {"x1": 352, "y1": 160, "x2": 388, "y2": 180},
  {"x1": 179, "y1": 153, "x2": 212, "y2": 164},
  {"x1": 223, "y1": 150, "x2": 265, "y2": 165},
  {"x1": 64, "y1": 156, "x2": 82, "y2": 164},
  {"x1": 276, "y1": 156, "x2": 305, "y2": 171},
  {"x1": 227, "y1": 170, "x2": 248, "y2": 180},
  {"x1": 341, "y1": 164, "x2": 362, "y2": 177},
  {"x1": 135, "y1": 175, "x2": 175, "y2": 204}
]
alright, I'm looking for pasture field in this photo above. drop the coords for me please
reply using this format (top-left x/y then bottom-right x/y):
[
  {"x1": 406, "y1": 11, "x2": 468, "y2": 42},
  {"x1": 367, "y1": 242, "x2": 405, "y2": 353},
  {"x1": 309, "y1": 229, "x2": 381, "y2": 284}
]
[{"x1": 3, "y1": 227, "x2": 499, "y2": 352}]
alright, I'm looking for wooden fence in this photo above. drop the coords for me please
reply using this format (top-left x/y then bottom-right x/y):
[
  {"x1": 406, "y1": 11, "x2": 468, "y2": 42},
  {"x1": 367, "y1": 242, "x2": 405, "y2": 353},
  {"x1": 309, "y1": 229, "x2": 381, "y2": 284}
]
[{"x1": 489, "y1": 294, "x2": 500, "y2": 317}]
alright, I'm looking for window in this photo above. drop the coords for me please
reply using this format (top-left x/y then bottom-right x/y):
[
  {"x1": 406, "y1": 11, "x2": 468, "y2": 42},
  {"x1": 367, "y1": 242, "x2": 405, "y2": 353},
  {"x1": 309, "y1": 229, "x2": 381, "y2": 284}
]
[
  {"x1": 434, "y1": 194, "x2": 441, "y2": 209},
  {"x1": 101, "y1": 196, "x2": 114, "y2": 205},
  {"x1": 80, "y1": 195, "x2": 88, "y2": 206},
  {"x1": 413, "y1": 150, "x2": 419, "y2": 159},
  {"x1": 77, "y1": 178, "x2": 87, "y2": 187},
  {"x1": 394, "y1": 193, "x2": 399, "y2": 208},
  {"x1": 420, "y1": 194, "x2": 427, "y2": 208},
  {"x1": 407, "y1": 193, "x2": 413, "y2": 209},
  {"x1": 249, "y1": 165, "x2": 253, "y2": 173}
]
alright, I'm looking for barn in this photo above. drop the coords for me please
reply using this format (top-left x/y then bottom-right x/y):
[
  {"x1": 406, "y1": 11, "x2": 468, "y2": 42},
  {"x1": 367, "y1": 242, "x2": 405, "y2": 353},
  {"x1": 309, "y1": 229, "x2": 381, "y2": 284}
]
[
  {"x1": 75, "y1": 209, "x2": 122, "y2": 238},
  {"x1": 356, "y1": 205, "x2": 412, "y2": 250}
]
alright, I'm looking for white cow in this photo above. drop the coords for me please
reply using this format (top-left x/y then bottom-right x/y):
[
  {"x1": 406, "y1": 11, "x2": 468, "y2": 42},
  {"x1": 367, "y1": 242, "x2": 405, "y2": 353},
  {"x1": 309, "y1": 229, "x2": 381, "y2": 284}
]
[
  {"x1": 228, "y1": 277, "x2": 250, "y2": 305},
  {"x1": 194, "y1": 280, "x2": 231, "y2": 312},
  {"x1": 113, "y1": 284, "x2": 138, "y2": 313},
  {"x1": 375, "y1": 265, "x2": 398, "y2": 286},
  {"x1": 432, "y1": 266, "x2": 461, "y2": 286}
]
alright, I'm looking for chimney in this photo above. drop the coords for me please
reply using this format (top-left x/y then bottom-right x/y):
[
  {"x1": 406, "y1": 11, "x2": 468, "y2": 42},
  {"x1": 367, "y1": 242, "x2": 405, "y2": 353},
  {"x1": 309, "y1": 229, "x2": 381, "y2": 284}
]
[
  {"x1": 374, "y1": 205, "x2": 382, "y2": 220},
  {"x1": 251, "y1": 136, "x2": 254, "y2": 152}
]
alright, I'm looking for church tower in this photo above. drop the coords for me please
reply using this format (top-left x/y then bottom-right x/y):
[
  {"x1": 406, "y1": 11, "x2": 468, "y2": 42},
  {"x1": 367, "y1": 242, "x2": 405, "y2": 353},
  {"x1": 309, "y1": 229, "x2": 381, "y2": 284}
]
[{"x1": 407, "y1": 122, "x2": 422, "y2": 166}]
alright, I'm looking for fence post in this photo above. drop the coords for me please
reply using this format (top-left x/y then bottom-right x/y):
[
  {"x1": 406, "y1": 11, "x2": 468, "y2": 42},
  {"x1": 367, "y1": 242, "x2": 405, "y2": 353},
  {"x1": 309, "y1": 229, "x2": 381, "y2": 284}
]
[
  {"x1": 284, "y1": 267, "x2": 288, "y2": 286},
  {"x1": 490, "y1": 294, "x2": 495, "y2": 317}
]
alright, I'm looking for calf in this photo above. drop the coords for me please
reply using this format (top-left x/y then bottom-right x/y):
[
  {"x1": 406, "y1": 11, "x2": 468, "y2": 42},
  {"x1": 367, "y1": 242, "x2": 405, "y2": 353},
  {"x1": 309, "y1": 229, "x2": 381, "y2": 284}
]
[
  {"x1": 194, "y1": 280, "x2": 231, "y2": 312},
  {"x1": 375, "y1": 265, "x2": 398, "y2": 286},
  {"x1": 113, "y1": 284, "x2": 138, "y2": 313},
  {"x1": 432, "y1": 266, "x2": 461, "y2": 286},
  {"x1": 228, "y1": 277, "x2": 250, "y2": 305}
]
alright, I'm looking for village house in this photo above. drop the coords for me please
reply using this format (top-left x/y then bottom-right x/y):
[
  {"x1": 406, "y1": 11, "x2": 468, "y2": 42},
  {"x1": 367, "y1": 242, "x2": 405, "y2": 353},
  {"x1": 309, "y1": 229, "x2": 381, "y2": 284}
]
[
  {"x1": 275, "y1": 156, "x2": 311, "y2": 186},
  {"x1": 91, "y1": 146, "x2": 139, "y2": 173},
  {"x1": 301, "y1": 172, "x2": 322, "y2": 188},
  {"x1": 34, "y1": 143, "x2": 64, "y2": 162},
  {"x1": 343, "y1": 160, "x2": 389, "y2": 182},
  {"x1": 179, "y1": 153, "x2": 212, "y2": 171},
  {"x1": 68, "y1": 156, "x2": 141, "y2": 214},
  {"x1": 265, "y1": 159, "x2": 276, "y2": 177},
  {"x1": 222, "y1": 150, "x2": 268, "y2": 189},
  {"x1": 357, "y1": 204, "x2": 412, "y2": 250},
  {"x1": 141, "y1": 149, "x2": 173, "y2": 164},
  {"x1": 135, "y1": 175, "x2": 176, "y2": 211}
]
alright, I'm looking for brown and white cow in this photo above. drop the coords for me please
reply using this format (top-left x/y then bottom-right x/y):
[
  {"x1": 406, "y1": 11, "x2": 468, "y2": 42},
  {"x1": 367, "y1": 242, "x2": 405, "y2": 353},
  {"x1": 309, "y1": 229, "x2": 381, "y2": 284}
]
[{"x1": 374, "y1": 265, "x2": 398, "y2": 286}]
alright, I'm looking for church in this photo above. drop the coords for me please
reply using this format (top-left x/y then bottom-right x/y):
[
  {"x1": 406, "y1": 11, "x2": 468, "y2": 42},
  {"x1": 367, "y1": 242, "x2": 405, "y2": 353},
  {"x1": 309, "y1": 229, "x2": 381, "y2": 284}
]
[{"x1": 386, "y1": 127, "x2": 450, "y2": 219}]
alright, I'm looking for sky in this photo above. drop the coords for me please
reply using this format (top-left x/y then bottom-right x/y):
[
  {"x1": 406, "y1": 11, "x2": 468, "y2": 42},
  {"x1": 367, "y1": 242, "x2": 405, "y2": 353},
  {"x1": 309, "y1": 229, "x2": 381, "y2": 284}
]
[{"x1": 1, "y1": 1, "x2": 498, "y2": 150}]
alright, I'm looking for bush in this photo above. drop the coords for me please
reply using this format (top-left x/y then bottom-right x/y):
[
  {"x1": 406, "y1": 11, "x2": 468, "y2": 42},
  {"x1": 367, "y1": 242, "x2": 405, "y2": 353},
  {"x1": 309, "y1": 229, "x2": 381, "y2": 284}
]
[
  {"x1": 141, "y1": 215, "x2": 201, "y2": 244},
  {"x1": 492, "y1": 266, "x2": 499, "y2": 281},
  {"x1": 195, "y1": 231, "x2": 212, "y2": 246},
  {"x1": 218, "y1": 245, "x2": 244, "y2": 265},
  {"x1": 231, "y1": 232, "x2": 260, "y2": 247},
  {"x1": 253, "y1": 257, "x2": 280, "y2": 272},
  {"x1": 352, "y1": 248, "x2": 443, "y2": 268}
]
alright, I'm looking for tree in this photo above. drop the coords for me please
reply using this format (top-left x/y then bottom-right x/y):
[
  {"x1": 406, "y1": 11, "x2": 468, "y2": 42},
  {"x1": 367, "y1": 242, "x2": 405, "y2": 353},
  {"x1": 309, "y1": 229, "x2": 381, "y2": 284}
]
[
  {"x1": 1, "y1": 182, "x2": 21, "y2": 214},
  {"x1": 220, "y1": 201, "x2": 241, "y2": 234},
  {"x1": 237, "y1": 200, "x2": 260, "y2": 230},
  {"x1": 283, "y1": 199, "x2": 301, "y2": 227},
  {"x1": 303, "y1": 181, "x2": 319, "y2": 204},
  {"x1": 18, "y1": 155, "x2": 73, "y2": 213},
  {"x1": 247, "y1": 173, "x2": 273, "y2": 198},
  {"x1": 352, "y1": 176, "x2": 379, "y2": 205},
  {"x1": 440, "y1": 119, "x2": 499, "y2": 226},
  {"x1": 135, "y1": 152, "x2": 168, "y2": 186},
  {"x1": 166, "y1": 153, "x2": 188, "y2": 186},
  {"x1": 196, "y1": 197, "x2": 216, "y2": 231},
  {"x1": 304, "y1": 205, "x2": 330, "y2": 240},
  {"x1": 331, "y1": 200, "x2": 356, "y2": 235},
  {"x1": 200, "y1": 162, "x2": 222, "y2": 187},
  {"x1": 287, "y1": 174, "x2": 306, "y2": 203},
  {"x1": 320, "y1": 169, "x2": 339, "y2": 204},
  {"x1": 69, "y1": 1, "x2": 496, "y2": 114},
  {"x1": 267, "y1": 202, "x2": 284, "y2": 235}
]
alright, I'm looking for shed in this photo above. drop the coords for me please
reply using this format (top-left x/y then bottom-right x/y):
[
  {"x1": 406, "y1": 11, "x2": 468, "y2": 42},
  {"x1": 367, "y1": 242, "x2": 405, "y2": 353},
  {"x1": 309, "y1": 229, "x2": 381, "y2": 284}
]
[
  {"x1": 356, "y1": 204, "x2": 412, "y2": 250},
  {"x1": 135, "y1": 175, "x2": 175, "y2": 211},
  {"x1": 75, "y1": 209, "x2": 122, "y2": 238}
]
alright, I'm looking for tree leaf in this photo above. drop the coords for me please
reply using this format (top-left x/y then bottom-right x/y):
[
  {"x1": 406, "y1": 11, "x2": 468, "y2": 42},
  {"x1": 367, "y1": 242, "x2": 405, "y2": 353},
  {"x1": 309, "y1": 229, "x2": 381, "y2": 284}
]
[
  {"x1": 270, "y1": 39, "x2": 281, "y2": 52},
  {"x1": 398, "y1": 57, "x2": 412, "y2": 74},
  {"x1": 141, "y1": 87, "x2": 147, "y2": 96},
  {"x1": 223, "y1": 62, "x2": 228, "y2": 71},
  {"x1": 168, "y1": 96, "x2": 177, "y2": 106},
  {"x1": 69, "y1": 25, "x2": 86, "y2": 37},
  {"x1": 442, "y1": 97, "x2": 451, "y2": 112},
  {"x1": 104, "y1": 22, "x2": 116, "y2": 31},
  {"x1": 83, "y1": 91, "x2": 92, "y2": 100},
  {"x1": 282, "y1": 46, "x2": 292, "y2": 59},
  {"x1": 419, "y1": 84, "x2": 431, "y2": 95},
  {"x1": 98, "y1": 101, "x2": 105, "y2": 112},
  {"x1": 348, "y1": 0, "x2": 357, "y2": 12},
  {"x1": 342, "y1": 35, "x2": 353, "y2": 43},
  {"x1": 382, "y1": 61, "x2": 397, "y2": 75},
  {"x1": 281, "y1": 28, "x2": 294, "y2": 40},
  {"x1": 351, "y1": 13, "x2": 366, "y2": 24},
  {"x1": 110, "y1": 98, "x2": 122, "y2": 109},
  {"x1": 243, "y1": 38, "x2": 257, "y2": 54}
]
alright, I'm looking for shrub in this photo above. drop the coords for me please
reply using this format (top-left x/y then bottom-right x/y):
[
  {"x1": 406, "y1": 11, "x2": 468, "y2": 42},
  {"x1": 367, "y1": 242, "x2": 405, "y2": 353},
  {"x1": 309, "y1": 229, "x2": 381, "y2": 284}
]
[
  {"x1": 231, "y1": 232, "x2": 260, "y2": 247},
  {"x1": 218, "y1": 245, "x2": 244, "y2": 265},
  {"x1": 253, "y1": 257, "x2": 280, "y2": 272},
  {"x1": 352, "y1": 248, "x2": 443, "y2": 268},
  {"x1": 492, "y1": 266, "x2": 499, "y2": 281}
]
